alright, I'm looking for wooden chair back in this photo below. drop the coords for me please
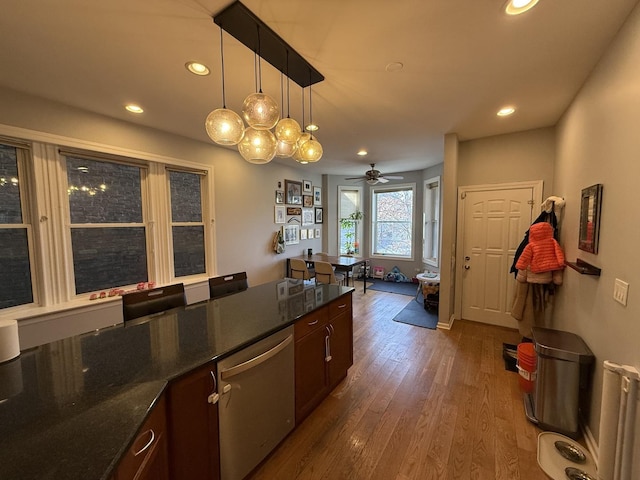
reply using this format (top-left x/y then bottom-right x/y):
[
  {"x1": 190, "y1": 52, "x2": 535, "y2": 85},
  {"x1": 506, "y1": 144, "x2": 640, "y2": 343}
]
[
  {"x1": 290, "y1": 258, "x2": 313, "y2": 280},
  {"x1": 209, "y1": 272, "x2": 248, "y2": 299},
  {"x1": 314, "y1": 260, "x2": 338, "y2": 285},
  {"x1": 122, "y1": 283, "x2": 186, "y2": 322}
]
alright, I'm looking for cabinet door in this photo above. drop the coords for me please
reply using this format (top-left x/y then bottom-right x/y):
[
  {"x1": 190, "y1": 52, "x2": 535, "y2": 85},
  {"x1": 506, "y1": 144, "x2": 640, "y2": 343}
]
[
  {"x1": 167, "y1": 362, "x2": 220, "y2": 480},
  {"x1": 327, "y1": 310, "x2": 353, "y2": 390},
  {"x1": 295, "y1": 325, "x2": 329, "y2": 424},
  {"x1": 115, "y1": 396, "x2": 169, "y2": 480}
]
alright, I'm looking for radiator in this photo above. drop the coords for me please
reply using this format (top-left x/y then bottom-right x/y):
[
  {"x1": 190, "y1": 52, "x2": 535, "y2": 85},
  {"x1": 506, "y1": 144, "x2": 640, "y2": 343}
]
[{"x1": 598, "y1": 361, "x2": 640, "y2": 480}]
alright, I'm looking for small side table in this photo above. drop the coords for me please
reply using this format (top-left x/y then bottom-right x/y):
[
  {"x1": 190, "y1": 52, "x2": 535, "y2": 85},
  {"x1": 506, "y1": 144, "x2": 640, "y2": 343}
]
[{"x1": 415, "y1": 273, "x2": 440, "y2": 304}]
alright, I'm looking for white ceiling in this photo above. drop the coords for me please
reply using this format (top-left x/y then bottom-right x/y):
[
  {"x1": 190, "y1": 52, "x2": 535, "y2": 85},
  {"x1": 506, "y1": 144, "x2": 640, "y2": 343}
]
[{"x1": 0, "y1": 0, "x2": 637, "y2": 176}]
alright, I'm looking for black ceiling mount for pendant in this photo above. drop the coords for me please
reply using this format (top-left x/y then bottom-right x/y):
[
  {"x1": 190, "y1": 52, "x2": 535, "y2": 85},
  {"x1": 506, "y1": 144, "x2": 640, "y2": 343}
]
[{"x1": 213, "y1": 1, "x2": 324, "y2": 88}]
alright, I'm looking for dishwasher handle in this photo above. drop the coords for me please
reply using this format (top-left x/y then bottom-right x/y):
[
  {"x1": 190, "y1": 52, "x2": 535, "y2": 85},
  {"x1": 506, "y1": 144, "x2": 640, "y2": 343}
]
[{"x1": 220, "y1": 334, "x2": 293, "y2": 381}]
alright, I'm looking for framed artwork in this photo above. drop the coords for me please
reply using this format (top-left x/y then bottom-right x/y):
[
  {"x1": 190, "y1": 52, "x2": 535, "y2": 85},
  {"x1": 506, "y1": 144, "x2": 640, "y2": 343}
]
[
  {"x1": 285, "y1": 180, "x2": 302, "y2": 205},
  {"x1": 315, "y1": 228, "x2": 320, "y2": 238},
  {"x1": 308, "y1": 228, "x2": 314, "y2": 239},
  {"x1": 313, "y1": 186, "x2": 322, "y2": 206},
  {"x1": 300, "y1": 228, "x2": 307, "y2": 240},
  {"x1": 275, "y1": 190, "x2": 284, "y2": 204},
  {"x1": 274, "y1": 205, "x2": 286, "y2": 224},
  {"x1": 283, "y1": 224, "x2": 299, "y2": 245},
  {"x1": 302, "y1": 208, "x2": 314, "y2": 226},
  {"x1": 287, "y1": 207, "x2": 302, "y2": 216},
  {"x1": 303, "y1": 195, "x2": 313, "y2": 207},
  {"x1": 303, "y1": 180, "x2": 312, "y2": 193},
  {"x1": 315, "y1": 207, "x2": 323, "y2": 224}
]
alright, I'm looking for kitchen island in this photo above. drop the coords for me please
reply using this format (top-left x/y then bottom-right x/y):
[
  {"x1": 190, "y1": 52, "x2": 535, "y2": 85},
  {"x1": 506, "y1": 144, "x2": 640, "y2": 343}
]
[{"x1": 0, "y1": 279, "x2": 354, "y2": 480}]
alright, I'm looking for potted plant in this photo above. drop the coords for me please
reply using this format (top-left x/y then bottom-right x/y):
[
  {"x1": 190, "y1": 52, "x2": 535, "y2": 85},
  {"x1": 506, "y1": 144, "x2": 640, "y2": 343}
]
[{"x1": 340, "y1": 210, "x2": 363, "y2": 255}]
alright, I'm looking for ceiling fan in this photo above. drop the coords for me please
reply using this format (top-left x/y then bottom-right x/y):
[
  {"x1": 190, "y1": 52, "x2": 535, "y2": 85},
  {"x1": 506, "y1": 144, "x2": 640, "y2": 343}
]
[{"x1": 345, "y1": 164, "x2": 404, "y2": 185}]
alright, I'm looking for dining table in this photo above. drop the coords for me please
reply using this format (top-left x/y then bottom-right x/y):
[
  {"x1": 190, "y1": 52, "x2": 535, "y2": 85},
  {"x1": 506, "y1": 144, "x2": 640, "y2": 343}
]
[{"x1": 286, "y1": 254, "x2": 370, "y2": 292}]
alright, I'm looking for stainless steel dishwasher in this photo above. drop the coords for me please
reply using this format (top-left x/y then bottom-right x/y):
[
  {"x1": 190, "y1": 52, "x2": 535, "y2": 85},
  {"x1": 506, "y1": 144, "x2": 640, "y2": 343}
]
[{"x1": 217, "y1": 326, "x2": 295, "y2": 480}]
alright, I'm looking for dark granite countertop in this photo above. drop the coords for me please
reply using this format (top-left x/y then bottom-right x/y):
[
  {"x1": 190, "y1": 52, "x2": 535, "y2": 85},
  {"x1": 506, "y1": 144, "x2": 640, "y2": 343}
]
[{"x1": 0, "y1": 279, "x2": 353, "y2": 480}]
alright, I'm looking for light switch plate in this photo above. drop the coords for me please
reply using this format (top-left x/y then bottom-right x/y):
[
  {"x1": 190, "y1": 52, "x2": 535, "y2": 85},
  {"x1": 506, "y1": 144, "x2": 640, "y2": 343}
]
[{"x1": 613, "y1": 278, "x2": 629, "y2": 306}]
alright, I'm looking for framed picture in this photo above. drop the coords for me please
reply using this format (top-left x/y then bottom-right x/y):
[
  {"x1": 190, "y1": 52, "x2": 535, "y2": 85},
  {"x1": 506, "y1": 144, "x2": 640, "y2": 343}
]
[
  {"x1": 313, "y1": 186, "x2": 322, "y2": 206},
  {"x1": 300, "y1": 228, "x2": 307, "y2": 240},
  {"x1": 315, "y1": 207, "x2": 323, "y2": 224},
  {"x1": 303, "y1": 195, "x2": 313, "y2": 207},
  {"x1": 303, "y1": 180, "x2": 312, "y2": 193},
  {"x1": 302, "y1": 208, "x2": 314, "y2": 226},
  {"x1": 285, "y1": 180, "x2": 302, "y2": 205},
  {"x1": 286, "y1": 207, "x2": 301, "y2": 216},
  {"x1": 283, "y1": 224, "x2": 299, "y2": 245},
  {"x1": 315, "y1": 228, "x2": 320, "y2": 238},
  {"x1": 274, "y1": 205, "x2": 286, "y2": 224},
  {"x1": 307, "y1": 228, "x2": 314, "y2": 239},
  {"x1": 275, "y1": 190, "x2": 284, "y2": 204}
]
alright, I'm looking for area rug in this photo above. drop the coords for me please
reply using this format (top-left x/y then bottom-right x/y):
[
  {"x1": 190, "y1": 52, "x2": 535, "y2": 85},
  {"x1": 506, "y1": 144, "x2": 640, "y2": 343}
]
[
  {"x1": 392, "y1": 296, "x2": 438, "y2": 329},
  {"x1": 359, "y1": 278, "x2": 418, "y2": 296}
]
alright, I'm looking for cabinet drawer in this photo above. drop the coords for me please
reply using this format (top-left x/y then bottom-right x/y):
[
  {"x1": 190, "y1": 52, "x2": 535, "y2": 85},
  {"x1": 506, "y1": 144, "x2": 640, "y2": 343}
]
[
  {"x1": 294, "y1": 306, "x2": 329, "y2": 340},
  {"x1": 116, "y1": 396, "x2": 167, "y2": 480},
  {"x1": 329, "y1": 294, "x2": 352, "y2": 318}
]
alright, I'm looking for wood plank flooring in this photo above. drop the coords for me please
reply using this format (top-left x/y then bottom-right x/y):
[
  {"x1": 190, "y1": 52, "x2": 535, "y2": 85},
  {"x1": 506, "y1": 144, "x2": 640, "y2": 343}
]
[{"x1": 247, "y1": 288, "x2": 547, "y2": 480}]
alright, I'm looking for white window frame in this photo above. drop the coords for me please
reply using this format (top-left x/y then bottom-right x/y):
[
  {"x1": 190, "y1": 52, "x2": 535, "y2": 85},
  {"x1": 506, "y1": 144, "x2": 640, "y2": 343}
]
[
  {"x1": 338, "y1": 185, "x2": 363, "y2": 256},
  {"x1": 370, "y1": 183, "x2": 416, "y2": 260},
  {"x1": 423, "y1": 176, "x2": 440, "y2": 267}
]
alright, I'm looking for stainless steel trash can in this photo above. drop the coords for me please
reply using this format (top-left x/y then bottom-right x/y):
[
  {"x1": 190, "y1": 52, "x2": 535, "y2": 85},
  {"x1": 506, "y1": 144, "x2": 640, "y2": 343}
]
[{"x1": 531, "y1": 327, "x2": 594, "y2": 438}]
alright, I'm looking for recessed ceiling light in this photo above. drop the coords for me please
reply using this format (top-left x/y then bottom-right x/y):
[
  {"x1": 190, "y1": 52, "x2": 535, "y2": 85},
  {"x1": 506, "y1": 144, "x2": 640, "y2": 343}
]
[
  {"x1": 305, "y1": 124, "x2": 319, "y2": 132},
  {"x1": 385, "y1": 62, "x2": 404, "y2": 72},
  {"x1": 125, "y1": 104, "x2": 144, "y2": 114},
  {"x1": 185, "y1": 61, "x2": 210, "y2": 76},
  {"x1": 357, "y1": 150, "x2": 368, "y2": 156},
  {"x1": 505, "y1": 0, "x2": 539, "y2": 15},
  {"x1": 497, "y1": 106, "x2": 516, "y2": 117}
]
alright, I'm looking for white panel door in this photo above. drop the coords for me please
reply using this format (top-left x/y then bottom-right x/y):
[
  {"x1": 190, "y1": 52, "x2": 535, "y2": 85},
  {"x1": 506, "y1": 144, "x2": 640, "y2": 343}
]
[{"x1": 460, "y1": 188, "x2": 533, "y2": 328}]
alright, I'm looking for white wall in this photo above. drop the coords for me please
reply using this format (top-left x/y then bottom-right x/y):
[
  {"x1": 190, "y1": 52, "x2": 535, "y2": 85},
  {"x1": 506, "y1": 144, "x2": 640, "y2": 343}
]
[{"x1": 552, "y1": 2, "x2": 640, "y2": 453}]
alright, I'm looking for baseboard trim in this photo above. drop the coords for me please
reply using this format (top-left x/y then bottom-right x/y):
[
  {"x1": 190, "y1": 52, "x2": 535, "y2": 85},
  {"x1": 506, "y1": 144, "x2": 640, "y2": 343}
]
[
  {"x1": 582, "y1": 421, "x2": 599, "y2": 471},
  {"x1": 437, "y1": 314, "x2": 455, "y2": 330}
]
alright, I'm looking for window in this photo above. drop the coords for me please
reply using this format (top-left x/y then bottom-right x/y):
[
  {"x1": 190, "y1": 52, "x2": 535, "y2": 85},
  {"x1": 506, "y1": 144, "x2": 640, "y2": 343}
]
[
  {"x1": 169, "y1": 169, "x2": 206, "y2": 277},
  {"x1": 0, "y1": 143, "x2": 34, "y2": 309},
  {"x1": 338, "y1": 186, "x2": 363, "y2": 255},
  {"x1": 423, "y1": 177, "x2": 440, "y2": 267},
  {"x1": 371, "y1": 184, "x2": 414, "y2": 258},
  {"x1": 65, "y1": 155, "x2": 148, "y2": 294}
]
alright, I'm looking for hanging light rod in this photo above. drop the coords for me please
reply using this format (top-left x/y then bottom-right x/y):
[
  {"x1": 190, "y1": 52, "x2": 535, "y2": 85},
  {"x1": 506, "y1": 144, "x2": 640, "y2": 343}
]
[{"x1": 213, "y1": 1, "x2": 324, "y2": 88}]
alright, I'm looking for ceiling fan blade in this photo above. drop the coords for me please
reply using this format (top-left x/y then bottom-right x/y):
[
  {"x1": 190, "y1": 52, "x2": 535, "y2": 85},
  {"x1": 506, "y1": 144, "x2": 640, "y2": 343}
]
[
  {"x1": 345, "y1": 176, "x2": 366, "y2": 180},
  {"x1": 377, "y1": 177, "x2": 390, "y2": 183},
  {"x1": 383, "y1": 175, "x2": 404, "y2": 180}
]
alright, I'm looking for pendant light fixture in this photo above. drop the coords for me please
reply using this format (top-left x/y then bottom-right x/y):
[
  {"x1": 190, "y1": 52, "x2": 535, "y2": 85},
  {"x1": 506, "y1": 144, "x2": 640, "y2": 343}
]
[
  {"x1": 298, "y1": 79, "x2": 322, "y2": 163},
  {"x1": 275, "y1": 53, "x2": 301, "y2": 151},
  {"x1": 205, "y1": 26, "x2": 245, "y2": 146},
  {"x1": 242, "y1": 27, "x2": 279, "y2": 131},
  {"x1": 238, "y1": 127, "x2": 277, "y2": 164},
  {"x1": 293, "y1": 85, "x2": 310, "y2": 164}
]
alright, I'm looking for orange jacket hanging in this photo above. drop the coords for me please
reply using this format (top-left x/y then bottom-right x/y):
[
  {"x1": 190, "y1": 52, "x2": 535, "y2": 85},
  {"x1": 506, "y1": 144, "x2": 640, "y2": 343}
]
[{"x1": 515, "y1": 222, "x2": 565, "y2": 273}]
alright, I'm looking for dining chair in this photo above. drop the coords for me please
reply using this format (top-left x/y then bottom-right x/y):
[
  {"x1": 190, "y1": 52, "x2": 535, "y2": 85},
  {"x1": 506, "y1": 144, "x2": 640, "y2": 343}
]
[
  {"x1": 209, "y1": 272, "x2": 248, "y2": 299},
  {"x1": 314, "y1": 260, "x2": 345, "y2": 285},
  {"x1": 289, "y1": 258, "x2": 315, "y2": 281},
  {"x1": 122, "y1": 283, "x2": 186, "y2": 322}
]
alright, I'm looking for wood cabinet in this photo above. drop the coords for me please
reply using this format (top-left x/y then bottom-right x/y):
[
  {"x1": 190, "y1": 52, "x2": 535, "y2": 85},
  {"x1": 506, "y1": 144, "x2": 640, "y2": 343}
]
[
  {"x1": 114, "y1": 395, "x2": 169, "y2": 480},
  {"x1": 167, "y1": 361, "x2": 220, "y2": 480},
  {"x1": 294, "y1": 293, "x2": 353, "y2": 424}
]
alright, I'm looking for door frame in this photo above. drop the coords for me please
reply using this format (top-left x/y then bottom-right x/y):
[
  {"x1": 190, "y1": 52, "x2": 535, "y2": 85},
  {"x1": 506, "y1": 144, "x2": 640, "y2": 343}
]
[{"x1": 454, "y1": 180, "x2": 543, "y2": 323}]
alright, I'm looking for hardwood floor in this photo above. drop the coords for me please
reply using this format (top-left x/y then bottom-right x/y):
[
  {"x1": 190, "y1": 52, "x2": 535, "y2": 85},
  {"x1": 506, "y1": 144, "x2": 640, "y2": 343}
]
[{"x1": 248, "y1": 288, "x2": 547, "y2": 480}]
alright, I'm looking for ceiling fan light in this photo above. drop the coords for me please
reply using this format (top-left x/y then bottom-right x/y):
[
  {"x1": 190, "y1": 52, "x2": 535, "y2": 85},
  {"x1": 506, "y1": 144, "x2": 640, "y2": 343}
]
[
  {"x1": 238, "y1": 127, "x2": 277, "y2": 164},
  {"x1": 205, "y1": 108, "x2": 245, "y2": 145},
  {"x1": 242, "y1": 92, "x2": 279, "y2": 130},
  {"x1": 275, "y1": 117, "x2": 301, "y2": 144},
  {"x1": 275, "y1": 139, "x2": 297, "y2": 158},
  {"x1": 366, "y1": 178, "x2": 379, "y2": 185}
]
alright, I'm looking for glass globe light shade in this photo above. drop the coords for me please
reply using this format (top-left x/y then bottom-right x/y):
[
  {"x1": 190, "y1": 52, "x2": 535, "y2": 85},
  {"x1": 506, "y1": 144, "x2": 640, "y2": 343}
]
[
  {"x1": 275, "y1": 117, "x2": 301, "y2": 144},
  {"x1": 292, "y1": 145, "x2": 307, "y2": 164},
  {"x1": 275, "y1": 139, "x2": 297, "y2": 158},
  {"x1": 299, "y1": 138, "x2": 323, "y2": 163},
  {"x1": 242, "y1": 92, "x2": 279, "y2": 130},
  {"x1": 205, "y1": 108, "x2": 245, "y2": 145},
  {"x1": 238, "y1": 127, "x2": 277, "y2": 164},
  {"x1": 297, "y1": 132, "x2": 311, "y2": 148}
]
